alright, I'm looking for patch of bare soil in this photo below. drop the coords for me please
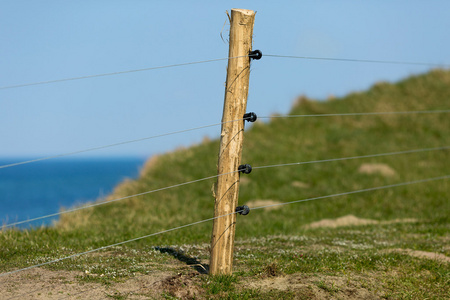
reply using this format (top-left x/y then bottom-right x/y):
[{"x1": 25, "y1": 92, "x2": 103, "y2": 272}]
[
  {"x1": 0, "y1": 268, "x2": 190, "y2": 300},
  {"x1": 246, "y1": 273, "x2": 383, "y2": 299},
  {"x1": 291, "y1": 181, "x2": 310, "y2": 188},
  {"x1": 305, "y1": 215, "x2": 378, "y2": 229},
  {"x1": 304, "y1": 214, "x2": 417, "y2": 229},
  {"x1": 152, "y1": 272, "x2": 204, "y2": 299},
  {"x1": 386, "y1": 249, "x2": 450, "y2": 263},
  {"x1": 246, "y1": 199, "x2": 282, "y2": 211},
  {"x1": 0, "y1": 268, "x2": 101, "y2": 300},
  {"x1": 358, "y1": 163, "x2": 396, "y2": 177}
]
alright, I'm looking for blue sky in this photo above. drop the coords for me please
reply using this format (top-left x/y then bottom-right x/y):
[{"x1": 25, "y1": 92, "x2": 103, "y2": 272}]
[{"x1": 1, "y1": 1, "x2": 449, "y2": 158}]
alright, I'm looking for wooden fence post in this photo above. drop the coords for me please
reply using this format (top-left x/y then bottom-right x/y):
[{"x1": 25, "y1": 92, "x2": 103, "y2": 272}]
[{"x1": 209, "y1": 8, "x2": 256, "y2": 275}]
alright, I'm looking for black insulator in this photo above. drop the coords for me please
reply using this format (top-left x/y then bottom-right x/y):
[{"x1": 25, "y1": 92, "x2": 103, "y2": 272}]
[
  {"x1": 238, "y1": 164, "x2": 252, "y2": 174},
  {"x1": 236, "y1": 205, "x2": 250, "y2": 215},
  {"x1": 244, "y1": 112, "x2": 257, "y2": 123},
  {"x1": 249, "y1": 49, "x2": 262, "y2": 60}
]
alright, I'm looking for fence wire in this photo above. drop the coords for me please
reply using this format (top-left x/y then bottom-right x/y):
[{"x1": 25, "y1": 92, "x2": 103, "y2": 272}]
[
  {"x1": 260, "y1": 109, "x2": 450, "y2": 119},
  {"x1": 265, "y1": 54, "x2": 450, "y2": 68},
  {"x1": 0, "y1": 55, "x2": 251, "y2": 90},
  {"x1": 0, "y1": 118, "x2": 248, "y2": 170},
  {"x1": 252, "y1": 146, "x2": 450, "y2": 171},
  {"x1": 2, "y1": 170, "x2": 238, "y2": 228}
]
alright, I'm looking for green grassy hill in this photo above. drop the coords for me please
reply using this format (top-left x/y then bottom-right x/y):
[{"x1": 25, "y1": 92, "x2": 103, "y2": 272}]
[
  {"x1": 1, "y1": 69, "x2": 449, "y2": 299},
  {"x1": 59, "y1": 68, "x2": 449, "y2": 240}
]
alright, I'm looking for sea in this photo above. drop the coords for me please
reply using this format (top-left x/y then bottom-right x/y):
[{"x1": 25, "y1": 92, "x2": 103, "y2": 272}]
[{"x1": 0, "y1": 157, "x2": 146, "y2": 229}]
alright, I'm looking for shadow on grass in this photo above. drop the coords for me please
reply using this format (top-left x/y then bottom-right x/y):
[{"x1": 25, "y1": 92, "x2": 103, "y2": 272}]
[{"x1": 154, "y1": 247, "x2": 209, "y2": 274}]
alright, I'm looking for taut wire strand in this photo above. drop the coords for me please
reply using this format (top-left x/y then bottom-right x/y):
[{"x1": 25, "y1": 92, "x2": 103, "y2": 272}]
[
  {"x1": 249, "y1": 175, "x2": 449, "y2": 212},
  {"x1": 252, "y1": 146, "x2": 450, "y2": 170},
  {"x1": 0, "y1": 55, "x2": 250, "y2": 90},
  {"x1": 265, "y1": 54, "x2": 450, "y2": 68},
  {"x1": 0, "y1": 118, "x2": 247, "y2": 170},
  {"x1": 259, "y1": 110, "x2": 450, "y2": 119},
  {"x1": 2, "y1": 170, "x2": 240, "y2": 228},
  {"x1": 0, "y1": 216, "x2": 218, "y2": 277},
  {"x1": 1, "y1": 174, "x2": 447, "y2": 277}
]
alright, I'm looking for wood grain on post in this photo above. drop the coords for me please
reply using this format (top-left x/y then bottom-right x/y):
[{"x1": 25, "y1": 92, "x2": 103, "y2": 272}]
[{"x1": 209, "y1": 8, "x2": 255, "y2": 275}]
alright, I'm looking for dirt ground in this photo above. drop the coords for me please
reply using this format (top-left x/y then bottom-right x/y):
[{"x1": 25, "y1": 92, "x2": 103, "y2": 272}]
[
  {"x1": 1, "y1": 215, "x2": 448, "y2": 299},
  {"x1": 0, "y1": 267, "x2": 385, "y2": 300},
  {"x1": 304, "y1": 214, "x2": 418, "y2": 229},
  {"x1": 1, "y1": 267, "x2": 183, "y2": 299}
]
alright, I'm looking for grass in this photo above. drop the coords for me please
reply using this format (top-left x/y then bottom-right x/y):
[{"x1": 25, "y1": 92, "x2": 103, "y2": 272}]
[{"x1": 1, "y1": 69, "x2": 449, "y2": 299}]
